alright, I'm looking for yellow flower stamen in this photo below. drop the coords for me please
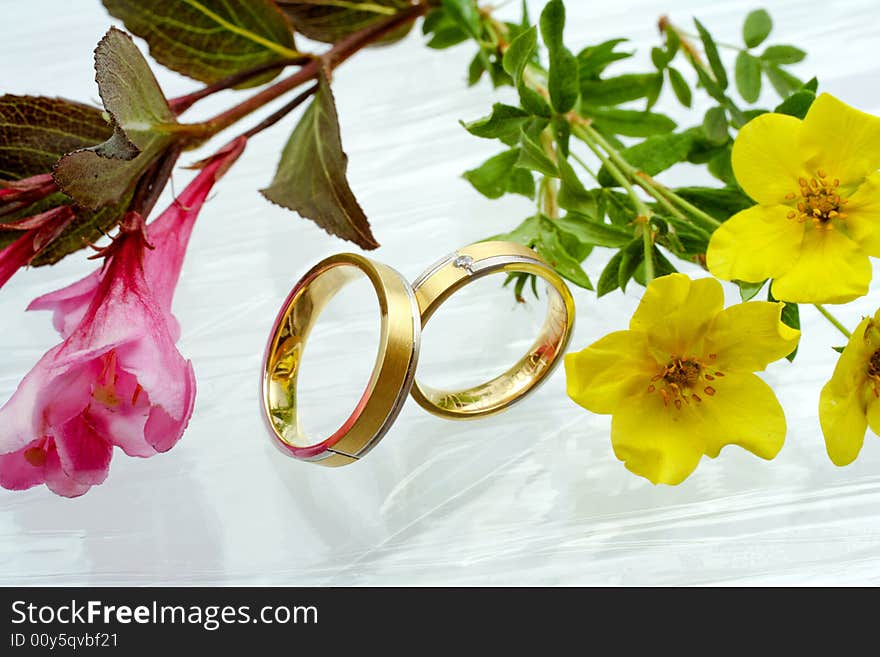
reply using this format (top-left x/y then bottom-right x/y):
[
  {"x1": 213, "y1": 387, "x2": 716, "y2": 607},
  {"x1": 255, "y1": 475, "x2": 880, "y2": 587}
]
[
  {"x1": 647, "y1": 356, "x2": 725, "y2": 409},
  {"x1": 866, "y1": 348, "x2": 880, "y2": 398},
  {"x1": 789, "y1": 171, "x2": 849, "y2": 226}
]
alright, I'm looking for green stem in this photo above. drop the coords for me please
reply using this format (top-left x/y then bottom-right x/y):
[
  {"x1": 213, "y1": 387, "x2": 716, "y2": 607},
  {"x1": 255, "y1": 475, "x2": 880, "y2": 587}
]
[
  {"x1": 570, "y1": 152, "x2": 598, "y2": 180},
  {"x1": 815, "y1": 304, "x2": 852, "y2": 339},
  {"x1": 642, "y1": 223, "x2": 655, "y2": 282}
]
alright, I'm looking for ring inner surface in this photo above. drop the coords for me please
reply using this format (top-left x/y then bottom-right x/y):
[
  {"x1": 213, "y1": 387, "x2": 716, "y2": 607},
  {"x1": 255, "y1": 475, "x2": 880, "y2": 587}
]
[
  {"x1": 265, "y1": 264, "x2": 381, "y2": 449},
  {"x1": 417, "y1": 278, "x2": 568, "y2": 415}
]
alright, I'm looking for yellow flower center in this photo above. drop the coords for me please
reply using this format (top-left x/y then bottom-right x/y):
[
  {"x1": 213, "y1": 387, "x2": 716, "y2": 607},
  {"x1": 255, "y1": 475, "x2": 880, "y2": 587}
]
[
  {"x1": 866, "y1": 348, "x2": 880, "y2": 398},
  {"x1": 785, "y1": 170, "x2": 849, "y2": 226},
  {"x1": 647, "y1": 355, "x2": 724, "y2": 410}
]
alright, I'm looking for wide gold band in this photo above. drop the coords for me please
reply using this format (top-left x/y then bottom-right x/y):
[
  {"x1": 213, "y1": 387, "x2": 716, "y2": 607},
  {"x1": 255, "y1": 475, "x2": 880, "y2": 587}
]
[
  {"x1": 410, "y1": 241, "x2": 575, "y2": 419},
  {"x1": 261, "y1": 253, "x2": 420, "y2": 467}
]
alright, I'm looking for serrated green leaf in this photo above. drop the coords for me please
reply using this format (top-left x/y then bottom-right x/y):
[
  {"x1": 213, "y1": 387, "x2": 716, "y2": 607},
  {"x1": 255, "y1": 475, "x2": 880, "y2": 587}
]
[
  {"x1": 280, "y1": 0, "x2": 411, "y2": 44},
  {"x1": 761, "y1": 44, "x2": 806, "y2": 64},
  {"x1": 597, "y1": 131, "x2": 694, "y2": 187},
  {"x1": 743, "y1": 9, "x2": 773, "y2": 48},
  {"x1": 597, "y1": 249, "x2": 623, "y2": 297},
  {"x1": 516, "y1": 125, "x2": 558, "y2": 177},
  {"x1": 104, "y1": 0, "x2": 298, "y2": 87},
  {"x1": 667, "y1": 67, "x2": 692, "y2": 107},
  {"x1": 737, "y1": 279, "x2": 767, "y2": 301},
  {"x1": 53, "y1": 28, "x2": 178, "y2": 210},
  {"x1": 702, "y1": 106, "x2": 729, "y2": 144},
  {"x1": 462, "y1": 103, "x2": 530, "y2": 145},
  {"x1": 463, "y1": 149, "x2": 534, "y2": 199},
  {"x1": 577, "y1": 38, "x2": 632, "y2": 80},
  {"x1": 0, "y1": 95, "x2": 132, "y2": 263},
  {"x1": 775, "y1": 89, "x2": 815, "y2": 119},
  {"x1": 735, "y1": 51, "x2": 762, "y2": 102},
  {"x1": 618, "y1": 238, "x2": 643, "y2": 292},
  {"x1": 586, "y1": 107, "x2": 676, "y2": 137},
  {"x1": 536, "y1": 222, "x2": 593, "y2": 290},
  {"x1": 557, "y1": 212, "x2": 632, "y2": 247},
  {"x1": 765, "y1": 64, "x2": 804, "y2": 97},
  {"x1": 580, "y1": 73, "x2": 662, "y2": 106},
  {"x1": 694, "y1": 19, "x2": 728, "y2": 90},
  {"x1": 261, "y1": 70, "x2": 377, "y2": 249}
]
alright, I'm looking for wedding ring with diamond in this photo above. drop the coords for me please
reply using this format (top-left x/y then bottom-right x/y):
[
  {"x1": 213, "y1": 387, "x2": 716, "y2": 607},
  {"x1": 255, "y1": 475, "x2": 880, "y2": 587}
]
[{"x1": 410, "y1": 241, "x2": 576, "y2": 419}]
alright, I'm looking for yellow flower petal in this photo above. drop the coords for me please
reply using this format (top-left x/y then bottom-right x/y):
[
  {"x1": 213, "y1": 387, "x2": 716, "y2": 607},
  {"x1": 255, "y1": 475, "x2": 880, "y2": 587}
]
[
  {"x1": 823, "y1": 317, "x2": 875, "y2": 395},
  {"x1": 770, "y1": 225, "x2": 871, "y2": 303},
  {"x1": 731, "y1": 111, "x2": 810, "y2": 204},
  {"x1": 819, "y1": 382, "x2": 868, "y2": 466},
  {"x1": 866, "y1": 396, "x2": 880, "y2": 438},
  {"x1": 704, "y1": 301, "x2": 800, "y2": 372},
  {"x1": 610, "y1": 392, "x2": 705, "y2": 485},
  {"x1": 844, "y1": 172, "x2": 880, "y2": 257},
  {"x1": 629, "y1": 274, "x2": 722, "y2": 356},
  {"x1": 564, "y1": 330, "x2": 655, "y2": 414},
  {"x1": 800, "y1": 94, "x2": 880, "y2": 187},
  {"x1": 706, "y1": 205, "x2": 804, "y2": 284},
  {"x1": 698, "y1": 372, "x2": 787, "y2": 460}
]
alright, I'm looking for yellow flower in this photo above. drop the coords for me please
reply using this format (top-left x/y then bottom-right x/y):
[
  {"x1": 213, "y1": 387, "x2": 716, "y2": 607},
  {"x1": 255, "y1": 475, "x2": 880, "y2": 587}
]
[
  {"x1": 819, "y1": 309, "x2": 880, "y2": 465},
  {"x1": 564, "y1": 274, "x2": 800, "y2": 485},
  {"x1": 707, "y1": 93, "x2": 880, "y2": 304}
]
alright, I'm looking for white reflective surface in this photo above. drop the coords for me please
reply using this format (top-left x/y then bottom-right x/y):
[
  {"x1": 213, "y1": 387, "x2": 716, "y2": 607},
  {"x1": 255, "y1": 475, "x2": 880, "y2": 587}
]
[{"x1": 2, "y1": 0, "x2": 880, "y2": 585}]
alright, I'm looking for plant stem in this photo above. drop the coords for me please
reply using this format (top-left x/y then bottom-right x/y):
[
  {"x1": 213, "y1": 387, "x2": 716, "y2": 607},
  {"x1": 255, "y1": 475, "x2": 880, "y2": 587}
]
[
  {"x1": 182, "y1": 3, "x2": 428, "y2": 138},
  {"x1": 815, "y1": 304, "x2": 852, "y2": 339},
  {"x1": 240, "y1": 84, "x2": 319, "y2": 139},
  {"x1": 168, "y1": 57, "x2": 312, "y2": 115},
  {"x1": 539, "y1": 127, "x2": 560, "y2": 218},
  {"x1": 573, "y1": 125, "x2": 651, "y2": 216}
]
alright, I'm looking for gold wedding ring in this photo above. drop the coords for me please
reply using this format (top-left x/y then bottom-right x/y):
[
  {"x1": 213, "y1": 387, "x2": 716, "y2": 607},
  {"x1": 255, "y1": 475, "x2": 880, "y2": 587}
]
[
  {"x1": 261, "y1": 242, "x2": 575, "y2": 466},
  {"x1": 411, "y1": 241, "x2": 575, "y2": 419},
  {"x1": 261, "y1": 254, "x2": 420, "y2": 466}
]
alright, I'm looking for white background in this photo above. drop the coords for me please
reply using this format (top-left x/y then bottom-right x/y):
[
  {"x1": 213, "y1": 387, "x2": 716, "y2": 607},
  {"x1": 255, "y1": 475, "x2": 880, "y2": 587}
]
[{"x1": 2, "y1": 0, "x2": 880, "y2": 585}]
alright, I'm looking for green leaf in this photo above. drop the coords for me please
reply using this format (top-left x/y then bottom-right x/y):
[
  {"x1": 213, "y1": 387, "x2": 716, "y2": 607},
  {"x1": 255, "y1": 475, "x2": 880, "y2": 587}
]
[
  {"x1": 281, "y1": 0, "x2": 412, "y2": 44},
  {"x1": 735, "y1": 52, "x2": 762, "y2": 103},
  {"x1": 765, "y1": 64, "x2": 804, "y2": 97},
  {"x1": 743, "y1": 9, "x2": 773, "y2": 48},
  {"x1": 597, "y1": 250, "x2": 623, "y2": 297},
  {"x1": 440, "y1": 0, "x2": 482, "y2": 38},
  {"x1": 539, "y1": 0, "x2": 579, "y2": 113},
  {"x1": 761, "y1": 44, "x2": 806, "y2": 64},
  {"x1": 463, "y1": 149, "x2": 534, "y2": 199},
  {"x1": 557, "y1": 212, "x2": 632, "y2": 248},
  {"x1": 580, "y1": 73, "x2": 662, "y2": 106},
  {"x1": 694, "y1": 19, "x2": 728, "y2": 90},
  {"x1": 426, "y1": 25, "x2": 470, "y2": 49},
  {"x1": 708, "y1": 146, "x2": 736, "y2": 185},
  {"x1": 261, "y1": 70, "x2": 378, "y2": 249},
  {"x1": 551, "y1": 116, "x2": 571, "y2": 156},
  {"x1": 775, "y1": 89, "x2": 816, "y2": 119},
  {"x1": 516, "y1": 125, "x2": 558, "y2": 177},
  {"x1": 105, "y1": 0, "x2": 298, "y2": 87},
  {"x1": 667, "y1": 67, "x2": 692, "y2": 107},
  {"x1": 618, "y1": 238, "x2": 644, "y2": 292},
  {"x1": 461, "y1": 103, "x2": 530, "y2": 145},
  {"x1": 577, "y1": 38, "x2": 632, "y2": 80},
  {"x1": 768, "y1": 288, "x2": 800, "y2": 361},
  {"x1": 0, "y1": 95, "x2": 134, "y2": 263},
  {"x1": 536, "y1": 221, "x2": 593, "y2": 290},
  {"x1": 502, "y1": 26, "x2": 551, "y2": 116},
  {"x1": 597, "y1": 131, "x2": 694, "y2": 187},
  {"x1": 651, "y1": 46, "x2": 669, "y2": 71},
  {"x1": 587, "y1": 107, "x2": 676, "y2": 137},
  {"x1": 702, "y1": 106, "x2": 729, "y2": 144},
  {"x1": 53, "y1": 28, "x2": 178, "y2": 210},
  {"x1": 557, "y1": 158, "x2": 597, "y2": 214},
  {"x1": 665, "y1": 25, "x2": 681, "y2": 60},
  {"x1": 490, "y1": 214, "x2": 541, "y2": 245},
  {"x1": 672, "y1": 186, "x2": 753, "y2": 221},
  {"x1": 737, "y1": 279, "x2": 767, "y2": 301},
  {"x1": 832, "y1": 345, "x2": 845, "y2": 354}
]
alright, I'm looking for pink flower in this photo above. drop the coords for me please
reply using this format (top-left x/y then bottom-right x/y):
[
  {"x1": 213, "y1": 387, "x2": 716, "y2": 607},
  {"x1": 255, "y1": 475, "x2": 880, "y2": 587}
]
[
  {"x1": 0, "y1": 137, "x2": 246, "y2": 497},
  {"x1": 0, "y1": 206, "x2": 74, "y2": 290}
]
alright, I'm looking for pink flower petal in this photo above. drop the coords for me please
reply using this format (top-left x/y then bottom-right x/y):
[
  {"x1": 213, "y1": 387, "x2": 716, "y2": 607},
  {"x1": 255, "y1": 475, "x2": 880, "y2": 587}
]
[
  {"x1": 144, "y1": 360, "x2": 196, "y2": 452},
  {"x1": 53, "y1": 414, "x2": 112, "y2": 485},
  {"x1": 43, "y1": 443, "x2": 92, "y2": 498},
  {"x1": 0, "y1": 440, "x2": 47, "y2": 491}
]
